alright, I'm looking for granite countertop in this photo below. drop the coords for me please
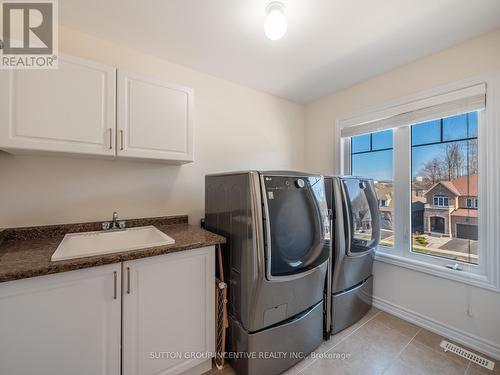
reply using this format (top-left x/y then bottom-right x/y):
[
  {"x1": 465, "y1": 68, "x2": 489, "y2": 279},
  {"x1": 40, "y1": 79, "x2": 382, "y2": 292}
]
[{"x1": 0, "y1": 215, "x2": 225, "y2": 283}]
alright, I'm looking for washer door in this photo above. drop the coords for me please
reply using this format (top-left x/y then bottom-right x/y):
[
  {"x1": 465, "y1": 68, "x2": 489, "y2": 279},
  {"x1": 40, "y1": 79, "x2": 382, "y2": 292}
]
[{"x1": 262, "y1": 175, "x2": 330, "y2": 278}]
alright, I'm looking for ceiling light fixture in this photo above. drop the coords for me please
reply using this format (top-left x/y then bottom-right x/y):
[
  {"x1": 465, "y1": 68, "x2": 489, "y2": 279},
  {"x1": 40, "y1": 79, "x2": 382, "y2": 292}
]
[{"x1": 264, "y1": 1, "x2": 287, "y2": 41}]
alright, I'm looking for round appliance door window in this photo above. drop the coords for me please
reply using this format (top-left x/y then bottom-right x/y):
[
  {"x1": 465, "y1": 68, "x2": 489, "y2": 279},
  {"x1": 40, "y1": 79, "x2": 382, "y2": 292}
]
[{"x1": 263, "y1": 175, "x2": 329, "y2": 277}]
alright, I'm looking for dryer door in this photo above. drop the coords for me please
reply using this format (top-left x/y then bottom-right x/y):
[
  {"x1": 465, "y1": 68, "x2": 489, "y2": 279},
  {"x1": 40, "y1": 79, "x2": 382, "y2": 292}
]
[
  {"x1": 341, "y1": 178, "x2": 380, "y2": 255},
  {"x1": 262, "y1": 174, "x2": 330, "y2": 279}
]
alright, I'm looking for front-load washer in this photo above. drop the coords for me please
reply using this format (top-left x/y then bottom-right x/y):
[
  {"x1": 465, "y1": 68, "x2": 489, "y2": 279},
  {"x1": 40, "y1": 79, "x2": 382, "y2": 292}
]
[{"x1": 205, "y1": 171, "x2": 330, "y2": 375}]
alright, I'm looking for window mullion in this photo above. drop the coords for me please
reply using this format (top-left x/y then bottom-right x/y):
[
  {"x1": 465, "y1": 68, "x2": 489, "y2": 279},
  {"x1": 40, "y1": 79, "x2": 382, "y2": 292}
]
[
  {"x1": 393, "y1": 126, "x2": 411, "y2": 256},
  {"x1": 342, "y1": 138, "x2": 351, "y2": 175}
]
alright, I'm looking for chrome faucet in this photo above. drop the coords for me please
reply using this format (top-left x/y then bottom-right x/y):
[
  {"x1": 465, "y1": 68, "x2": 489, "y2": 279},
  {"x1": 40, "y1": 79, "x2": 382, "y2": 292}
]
[
  {"x1": 102, "y1": 211, "x2": 126, "y2": 231},
  {"x1": 111, "y1": 211, "x2": 120, "y2": 229}
]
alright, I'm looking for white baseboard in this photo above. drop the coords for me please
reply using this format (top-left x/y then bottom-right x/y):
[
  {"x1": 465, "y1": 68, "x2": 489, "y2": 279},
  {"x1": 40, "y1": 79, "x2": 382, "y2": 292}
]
[
  {"x1": 372, "y1": 295, "x2": 500, "y2": 360},
  {"x1": 179, "y1": 359, "x2": 212, "y2": 375}
]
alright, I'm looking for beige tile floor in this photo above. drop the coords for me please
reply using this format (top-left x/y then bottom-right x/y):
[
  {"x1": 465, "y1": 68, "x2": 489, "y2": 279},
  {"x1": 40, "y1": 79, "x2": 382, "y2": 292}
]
[{"x1": 207, "y1": 308, "x2": 498, "y2": 375}]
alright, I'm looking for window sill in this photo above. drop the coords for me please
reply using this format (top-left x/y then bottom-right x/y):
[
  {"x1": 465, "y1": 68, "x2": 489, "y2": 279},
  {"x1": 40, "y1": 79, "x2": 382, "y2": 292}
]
[{"x1": 374, "y1": 249, "x2": 499, "y2": 293}]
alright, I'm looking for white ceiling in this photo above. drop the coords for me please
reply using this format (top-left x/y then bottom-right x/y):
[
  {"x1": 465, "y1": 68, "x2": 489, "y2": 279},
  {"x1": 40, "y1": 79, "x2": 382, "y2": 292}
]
[{"x1": 60, "y1": 0, "x2": 500, "y2": 103}]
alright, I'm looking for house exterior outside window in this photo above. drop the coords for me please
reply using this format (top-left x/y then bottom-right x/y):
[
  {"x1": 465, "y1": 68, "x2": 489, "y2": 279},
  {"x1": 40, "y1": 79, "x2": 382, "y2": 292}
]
[
  {"x1": 374, "y1": 183, "x2": 393, "y2": 234},
  {"x1": 350, "y1": 129, "x2": 394, "y2": 247},
  {"x1": 423, "y1": 175, "x2": 478, "y2": 239}
]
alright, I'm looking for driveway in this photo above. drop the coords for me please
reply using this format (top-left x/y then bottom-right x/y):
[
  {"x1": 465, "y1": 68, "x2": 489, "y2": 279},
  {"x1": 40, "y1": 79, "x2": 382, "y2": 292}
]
[
  {"x1": 439, "y1": 238, "x2": 478, "y2": 255},
  {"x1": 411, "y1": 234, "x2": 478, "y2": 263}
]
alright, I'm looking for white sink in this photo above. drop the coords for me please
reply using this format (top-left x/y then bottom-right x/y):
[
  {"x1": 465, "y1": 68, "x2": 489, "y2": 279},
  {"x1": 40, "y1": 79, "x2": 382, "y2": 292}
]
[{"x1": 51, "y1": 226, "x2": 175, "y2": 261}]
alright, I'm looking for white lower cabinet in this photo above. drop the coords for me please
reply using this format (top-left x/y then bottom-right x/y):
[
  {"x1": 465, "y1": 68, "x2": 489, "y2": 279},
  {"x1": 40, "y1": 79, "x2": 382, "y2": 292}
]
[
  {"x1": 0, "y1": 246, "x2": 215, "y2": 375},
  {"x1": 123, "y1": 246, "x2": 215, "y2": 375},
  {"x1": 0, "y1": 263, "x2": 122, "y2": 375}
]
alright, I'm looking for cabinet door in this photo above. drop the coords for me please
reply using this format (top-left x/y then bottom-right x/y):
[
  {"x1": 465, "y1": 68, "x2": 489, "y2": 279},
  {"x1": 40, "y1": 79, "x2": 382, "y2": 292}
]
[
  {"x1": 0, "y1": 264, "x2": 121, "y2": 375},
  {"x1": 123, "y1": 247, "x2": 214, "y2": 375},
  {"x1": 0, "y1": 54, "x2": 116, "y2": 156},
  {"x1": 117, "y1": 70, "x2": 194, "y2": 163}
]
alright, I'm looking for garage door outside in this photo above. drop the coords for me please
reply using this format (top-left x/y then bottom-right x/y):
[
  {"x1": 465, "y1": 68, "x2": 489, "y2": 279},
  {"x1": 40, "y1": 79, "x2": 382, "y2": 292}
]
[{"x1": 456, "y1": 224, "x2": 478, "y2": 240}]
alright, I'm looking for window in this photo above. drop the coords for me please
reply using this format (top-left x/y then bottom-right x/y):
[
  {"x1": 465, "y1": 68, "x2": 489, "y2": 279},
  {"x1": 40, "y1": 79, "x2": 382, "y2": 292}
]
[
  {"x1": 351, "y1": 130, "x2": 394, "y2": 247},
  {"x1": 433, "y1": 195, "x2": 449, "y2": 207},
  {"x1": 340, "y1": 80, "x2": 500, "y2": 291},
  {"x1": 466, "y1": 198, "x2": 478, "y2": 208},
  {"x1": 348, "y1": 114, "x2": 478, "y2": 263},
  {"x1": 411, "y1": 113, "x2": 478, "y2": 264}
]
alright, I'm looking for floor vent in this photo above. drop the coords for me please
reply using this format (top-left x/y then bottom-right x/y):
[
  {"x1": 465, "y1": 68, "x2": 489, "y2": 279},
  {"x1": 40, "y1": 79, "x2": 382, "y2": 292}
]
[{"x1": 440, "y1": 340, "x2": 495, "y2": 370}]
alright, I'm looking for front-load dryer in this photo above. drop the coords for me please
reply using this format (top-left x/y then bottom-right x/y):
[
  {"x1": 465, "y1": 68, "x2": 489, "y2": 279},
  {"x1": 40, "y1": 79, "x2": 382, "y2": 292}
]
[
  {"x1": 205, "y1": 171, "x2": 330, "y2": 375},
  {"x1": 325, "y1": 176, "x2": 380, "y2": 334}
]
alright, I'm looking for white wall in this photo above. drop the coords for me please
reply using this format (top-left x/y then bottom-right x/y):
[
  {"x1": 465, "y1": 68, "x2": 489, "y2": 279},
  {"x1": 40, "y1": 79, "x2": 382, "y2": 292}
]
[
  {"x1": 0, "y1": 26, "x2": 305, "y2": 228},
  {"x1": 305, "y1": 29, "x2": 500, "y2": 351}
]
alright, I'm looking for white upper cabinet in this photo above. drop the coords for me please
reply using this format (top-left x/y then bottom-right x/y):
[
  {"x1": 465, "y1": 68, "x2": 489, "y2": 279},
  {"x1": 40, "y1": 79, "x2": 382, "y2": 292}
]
[
  {"x1": 0, "y1": 55, "x2": 195, "y2": 163},
  {"x1": 117, "y1": 70, "x2": 194, "y2": 163},
  {"x1": 0, "y1": 54, "x2": 116, "y2": 156}
]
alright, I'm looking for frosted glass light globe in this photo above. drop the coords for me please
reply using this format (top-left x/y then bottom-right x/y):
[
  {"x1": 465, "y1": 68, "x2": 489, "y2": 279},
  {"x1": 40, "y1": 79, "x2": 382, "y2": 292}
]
[{"x1": 264, "y1": 2, "x2": 287, "y2": 41}]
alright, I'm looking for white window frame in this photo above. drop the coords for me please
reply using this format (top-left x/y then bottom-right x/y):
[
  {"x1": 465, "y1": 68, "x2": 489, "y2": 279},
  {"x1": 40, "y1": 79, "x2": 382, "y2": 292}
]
[{"x1": 337, "y1": 71, "x2": 500, "y2": 293}]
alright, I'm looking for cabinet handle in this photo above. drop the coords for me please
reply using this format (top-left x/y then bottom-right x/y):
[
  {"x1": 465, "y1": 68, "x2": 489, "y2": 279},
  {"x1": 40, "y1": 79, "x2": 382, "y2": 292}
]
[
  {"x1": 126, "y1": 266, "x2": 131, "y2": 294},
  {"x1": 120, "y1": 130, "x2": 124, "y2": 151},
  {"x1": 113, "y1": 271, "x2": 117, "y2": 299},
  {"x1": 108, "y1": 128, "x2": 113, "y2": 149}
]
